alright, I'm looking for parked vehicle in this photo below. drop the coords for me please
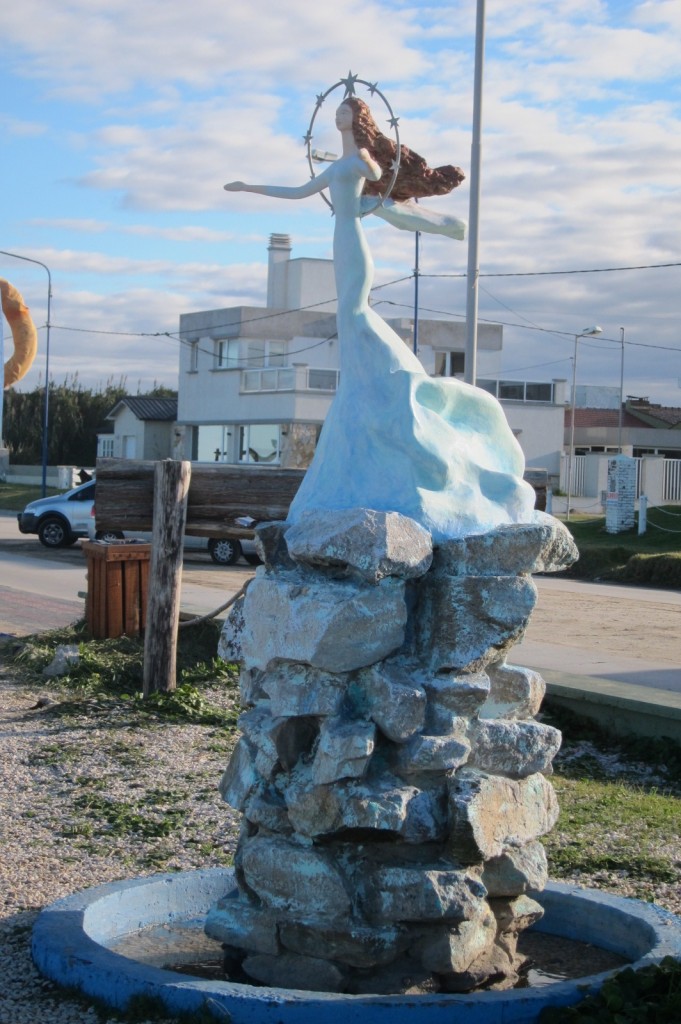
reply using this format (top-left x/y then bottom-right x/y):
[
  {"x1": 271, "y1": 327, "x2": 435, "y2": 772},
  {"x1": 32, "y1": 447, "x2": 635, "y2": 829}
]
[
  {"x1": 87, "y1": 505, "x2": 259, "y2": 566},
  {"x1": 207, "y1": 535, "x2": 260, "y2": 566},
  {"x1": 17, "y1": 481, "x2": 124, "y2": 549}
]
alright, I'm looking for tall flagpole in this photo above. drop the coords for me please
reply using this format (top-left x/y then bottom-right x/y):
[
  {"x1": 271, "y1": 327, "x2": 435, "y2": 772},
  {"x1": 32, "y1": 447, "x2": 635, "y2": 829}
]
[{"x1": 464, "y1": 0, "x2": 486, "y2": 386}]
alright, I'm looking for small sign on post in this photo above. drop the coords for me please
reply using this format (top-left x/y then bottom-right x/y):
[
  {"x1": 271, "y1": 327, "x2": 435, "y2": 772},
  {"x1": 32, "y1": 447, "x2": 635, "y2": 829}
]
[
  {"x1": 605, "y1": 456, "x2": 637, "y2": 534},
  {"x1": 143, "y1": 460, "x2": 191, "y2": 696}
]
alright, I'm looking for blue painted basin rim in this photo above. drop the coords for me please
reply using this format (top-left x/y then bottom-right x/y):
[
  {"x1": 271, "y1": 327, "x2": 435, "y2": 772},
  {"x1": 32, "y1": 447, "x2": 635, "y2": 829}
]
[{"x1": 32, "y1": 869, "x2": 681, "y2": 1024}]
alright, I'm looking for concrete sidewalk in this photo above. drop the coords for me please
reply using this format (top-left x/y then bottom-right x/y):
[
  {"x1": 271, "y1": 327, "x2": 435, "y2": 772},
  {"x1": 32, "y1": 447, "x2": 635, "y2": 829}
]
[{"x1": 1, "y1": 516, "x2": 679, "y2": 741}]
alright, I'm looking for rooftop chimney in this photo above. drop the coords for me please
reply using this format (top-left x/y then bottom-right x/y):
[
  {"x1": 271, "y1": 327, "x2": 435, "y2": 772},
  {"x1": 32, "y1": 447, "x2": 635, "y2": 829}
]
[{"x1": 267, "y1": 234, "x2": 292, "y2": 308}]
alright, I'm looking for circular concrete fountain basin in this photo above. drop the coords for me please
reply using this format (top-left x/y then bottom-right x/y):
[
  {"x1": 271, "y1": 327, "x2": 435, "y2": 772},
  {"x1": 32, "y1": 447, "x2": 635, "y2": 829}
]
[{"x1": 32, "y1": 868, "x2": 681, "y2": 1024}]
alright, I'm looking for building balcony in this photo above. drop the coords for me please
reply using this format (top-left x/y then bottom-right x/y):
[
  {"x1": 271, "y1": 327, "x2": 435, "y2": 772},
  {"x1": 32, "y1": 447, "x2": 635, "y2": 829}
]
[{"x1": 241, "y1": 365, "x2": 339, "y2": 394}]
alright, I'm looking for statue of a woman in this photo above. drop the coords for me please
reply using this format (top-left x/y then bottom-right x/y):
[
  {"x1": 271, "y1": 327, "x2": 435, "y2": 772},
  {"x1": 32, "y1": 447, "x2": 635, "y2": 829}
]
[{"x1": 225, "y1": 98, "x2": 536, "y2": 541}]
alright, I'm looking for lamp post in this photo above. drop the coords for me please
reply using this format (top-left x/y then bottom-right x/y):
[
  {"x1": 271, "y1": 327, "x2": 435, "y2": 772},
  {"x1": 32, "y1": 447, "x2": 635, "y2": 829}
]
[
  {"x1": 0, "y1": 250, "x2": 52, "y2": 496},
  {"x1": 566, "y1": 325, "x2": 602, "y2": 521},
  {"x1": 618, "y1": 327, "x2": 625, "y2": 453},
  {"x1": 464, "y1": 0, "x2": 486, "y2": 385}
]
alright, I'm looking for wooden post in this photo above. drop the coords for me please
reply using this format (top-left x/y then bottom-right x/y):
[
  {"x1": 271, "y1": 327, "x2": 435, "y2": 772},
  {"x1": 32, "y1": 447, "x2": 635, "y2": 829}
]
[{"x1": 143, "y1": 460, "x2": 191, "y2": 696}]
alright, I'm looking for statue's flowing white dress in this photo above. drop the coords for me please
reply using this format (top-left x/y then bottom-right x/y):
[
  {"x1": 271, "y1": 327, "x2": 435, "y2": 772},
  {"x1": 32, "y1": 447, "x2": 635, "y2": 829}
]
[{"x1": 287, "y1": 153, "x2": 537, "y2": 542}]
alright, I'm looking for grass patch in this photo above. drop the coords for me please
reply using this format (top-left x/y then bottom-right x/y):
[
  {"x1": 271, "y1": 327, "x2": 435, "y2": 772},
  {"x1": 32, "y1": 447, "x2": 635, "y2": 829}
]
[
  {"x1": 0, "y1": 619, "x2": 241, "y2": 726},
  {"x1": 561, "y1": 509, "x2": 681, "y2": 584},
  {"x1": 540, "y1": 704, "x2": 681, "y2": 891},
  {"x1": 0, "y1": 482, "x2": 61, "y2": 511},
  {"x1": 542, "y1": 775, "x2": 680, "y2": 882}
]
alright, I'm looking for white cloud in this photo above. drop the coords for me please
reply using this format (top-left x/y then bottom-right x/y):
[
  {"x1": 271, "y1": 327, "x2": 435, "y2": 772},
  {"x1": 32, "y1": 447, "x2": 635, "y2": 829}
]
[{"x1": 1, "y1": 0, "x2": 680, "y2": 405}]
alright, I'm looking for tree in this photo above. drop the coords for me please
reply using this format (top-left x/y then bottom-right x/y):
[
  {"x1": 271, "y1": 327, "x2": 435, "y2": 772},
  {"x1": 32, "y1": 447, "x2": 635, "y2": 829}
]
[{"x1": 2, "y1": 376, "x2": 177, "y2": 466}]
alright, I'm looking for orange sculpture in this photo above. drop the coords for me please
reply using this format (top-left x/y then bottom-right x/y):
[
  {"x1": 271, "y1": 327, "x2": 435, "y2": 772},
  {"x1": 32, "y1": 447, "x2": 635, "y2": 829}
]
[{"x1": 2, "y1": 277, "x2": 38, "y2": 388}]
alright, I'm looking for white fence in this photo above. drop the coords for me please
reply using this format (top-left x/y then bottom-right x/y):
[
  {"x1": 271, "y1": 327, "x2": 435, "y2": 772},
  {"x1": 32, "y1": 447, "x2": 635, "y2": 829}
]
[
  {"x1": 663, "y1": 458, "x2": 681, "y2": 502},
  {"x1": 560, "y1": 454, "x2": 681, "y2": 505}
]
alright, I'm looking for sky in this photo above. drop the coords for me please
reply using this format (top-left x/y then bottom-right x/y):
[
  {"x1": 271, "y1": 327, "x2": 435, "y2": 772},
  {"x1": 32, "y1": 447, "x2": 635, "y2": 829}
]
[{"x1": 1, "y1": 0, "x2": 680, "y2": 407}]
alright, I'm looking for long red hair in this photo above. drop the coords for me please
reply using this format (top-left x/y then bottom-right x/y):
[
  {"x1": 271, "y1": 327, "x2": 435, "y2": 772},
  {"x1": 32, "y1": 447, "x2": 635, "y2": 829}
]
[{"x1": 342, "y1": 97, "x2": 465, "y2": 202}]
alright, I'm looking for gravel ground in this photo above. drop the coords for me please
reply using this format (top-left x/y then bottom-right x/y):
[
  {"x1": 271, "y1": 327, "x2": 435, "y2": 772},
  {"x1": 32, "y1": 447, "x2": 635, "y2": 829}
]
[
  {"x1": 1, "y1": 661, "x2": 679, "y2": 1024},
  {"x1": 0, "y1": 667, "x2": 241, "y2": 1024}
]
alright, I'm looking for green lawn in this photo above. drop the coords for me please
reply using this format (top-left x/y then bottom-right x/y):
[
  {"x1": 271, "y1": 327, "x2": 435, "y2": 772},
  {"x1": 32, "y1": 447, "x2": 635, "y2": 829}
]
[
  {"x1": 559, "y1": 510, "x2": 681, "y2": 585},
  {"x1": 0, "y1": 482, "x2": 61, "y2": 511}
]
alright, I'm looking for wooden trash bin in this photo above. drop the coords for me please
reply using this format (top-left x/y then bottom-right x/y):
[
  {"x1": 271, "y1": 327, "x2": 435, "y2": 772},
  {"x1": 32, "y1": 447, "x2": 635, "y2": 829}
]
[{"x1": 83, "y1": 540, "x2": 152, "y2": 639}]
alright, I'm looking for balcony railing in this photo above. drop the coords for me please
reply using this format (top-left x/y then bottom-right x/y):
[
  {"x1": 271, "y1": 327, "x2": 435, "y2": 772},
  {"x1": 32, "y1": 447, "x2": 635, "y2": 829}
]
[{"x1": 241, "y1": 366, "x2": 339, "y2": 393}]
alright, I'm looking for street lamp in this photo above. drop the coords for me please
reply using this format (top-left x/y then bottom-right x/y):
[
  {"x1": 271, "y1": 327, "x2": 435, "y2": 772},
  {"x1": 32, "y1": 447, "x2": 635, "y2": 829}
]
[
  {"x1": 566, "y1": 325, "x2": 602, "y2": 521},
  {"x1": 618, "y1": 327, "x2": 625, "y2": 453},
  {"x1": 0, "y1": 250, "x2": 52, "y2": 496}
]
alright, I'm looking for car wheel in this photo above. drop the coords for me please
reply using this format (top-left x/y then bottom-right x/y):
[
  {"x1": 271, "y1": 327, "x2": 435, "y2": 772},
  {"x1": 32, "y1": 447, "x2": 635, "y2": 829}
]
[
  {"x1": 95, "y1": 530, "x2": 124, "y2": 542},
  {"x1": 38, "y1": 517, "x2": 73, "y2": 548},
  {"x1": 208, "y1": 537, "x2": 242, "y2": 565}
]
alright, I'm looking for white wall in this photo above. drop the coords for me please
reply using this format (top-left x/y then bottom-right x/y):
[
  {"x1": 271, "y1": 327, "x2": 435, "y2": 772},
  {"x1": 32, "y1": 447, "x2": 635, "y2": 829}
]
[{"x1": 501, "y1": 402, "x2": 564, "y2": 476}]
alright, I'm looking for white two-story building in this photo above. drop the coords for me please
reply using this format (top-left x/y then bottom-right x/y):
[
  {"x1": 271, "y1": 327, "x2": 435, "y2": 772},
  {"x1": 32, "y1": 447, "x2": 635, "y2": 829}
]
[{"x1": 175, "y1": 234, "x2": 567, "y2": 481}]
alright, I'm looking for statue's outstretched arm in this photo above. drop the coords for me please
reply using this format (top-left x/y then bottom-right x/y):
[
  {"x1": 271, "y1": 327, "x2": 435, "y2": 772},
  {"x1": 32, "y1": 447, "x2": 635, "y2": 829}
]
[
  {"x1": 224, "y1": 166, "x2": 332, "y2": 201},
  {"x1": 364, "y1": 197, "x2": 466, "y2": 241}
]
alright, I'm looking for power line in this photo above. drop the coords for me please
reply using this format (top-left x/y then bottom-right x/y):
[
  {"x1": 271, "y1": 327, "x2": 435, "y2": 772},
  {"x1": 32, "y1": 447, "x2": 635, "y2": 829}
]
[{"x1": 423, "y1": 260, "x2": 681, "y2": 279}]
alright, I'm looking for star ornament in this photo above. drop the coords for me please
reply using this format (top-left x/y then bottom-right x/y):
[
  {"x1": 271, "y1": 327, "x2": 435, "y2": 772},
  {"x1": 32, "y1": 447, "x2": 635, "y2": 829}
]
[{"x1": 341, "y1": 71, "x2": 359, "y2": 96}]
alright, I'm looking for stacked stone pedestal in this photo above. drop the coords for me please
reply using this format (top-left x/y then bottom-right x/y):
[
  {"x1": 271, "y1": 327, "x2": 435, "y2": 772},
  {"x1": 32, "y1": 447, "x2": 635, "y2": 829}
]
[{"x1": 206, "y1": 508, "x2": 577, "y2": 994}]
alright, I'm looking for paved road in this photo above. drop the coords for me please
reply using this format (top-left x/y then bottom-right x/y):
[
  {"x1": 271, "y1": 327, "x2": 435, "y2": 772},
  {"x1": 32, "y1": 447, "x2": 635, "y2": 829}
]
[{"x1": 1, "y1": 513, "x2": 679, "y2": 695}]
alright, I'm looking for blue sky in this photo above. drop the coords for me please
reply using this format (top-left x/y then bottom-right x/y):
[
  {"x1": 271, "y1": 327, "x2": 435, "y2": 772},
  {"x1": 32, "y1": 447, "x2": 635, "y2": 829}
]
[{"x1": 1, "y1": 0, "x2": 680, "y2": 405}]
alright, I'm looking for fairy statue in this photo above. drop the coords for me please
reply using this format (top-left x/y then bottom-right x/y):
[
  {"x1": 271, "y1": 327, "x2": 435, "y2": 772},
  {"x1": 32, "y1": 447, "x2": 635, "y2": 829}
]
[{"x1": 224, "y1": 90, "x2": 536, "y2": 541}]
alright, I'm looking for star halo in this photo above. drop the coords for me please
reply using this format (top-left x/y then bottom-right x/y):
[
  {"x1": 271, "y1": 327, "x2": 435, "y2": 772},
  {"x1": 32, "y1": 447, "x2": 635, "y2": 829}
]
[{"x1": 304, "y1": 72, "x2": 401, "y2": 216}]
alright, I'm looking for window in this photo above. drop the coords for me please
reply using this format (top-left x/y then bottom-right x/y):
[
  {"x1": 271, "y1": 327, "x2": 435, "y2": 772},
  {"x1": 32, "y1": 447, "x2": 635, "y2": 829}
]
[
  {"x1": 195, "y1": 424, "x2": 232, "y2": 461},
  {"x1": 308, "y1": 368, "x2": 338, "y2": 391},
  {"x1": 239, "y1": 424, "x2": 281, "y2": 464},
  {"x1": 525, "y1": 382, "x2": 553, "y2": 402},
  {"x1": 99, "y1": 437, "x2": 114, "y2": 458},
  {"x1": 246, "y1": 339, "x2": 287, "y2": 368},
  {"x1": 215, "y1": 338, "x2": 241, "y2": 369},
  {"x1": 433, "y1": 351, "x2": 465, "y2": 377},
  {"x1": 499, "y1": 382, "x2": 525, "y2": 401}
]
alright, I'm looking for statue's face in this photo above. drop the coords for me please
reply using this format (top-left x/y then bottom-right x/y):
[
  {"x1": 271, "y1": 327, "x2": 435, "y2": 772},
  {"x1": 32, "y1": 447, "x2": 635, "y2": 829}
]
[{"x1": 335, "y1": 103, "x2": 353, "y2": 131}]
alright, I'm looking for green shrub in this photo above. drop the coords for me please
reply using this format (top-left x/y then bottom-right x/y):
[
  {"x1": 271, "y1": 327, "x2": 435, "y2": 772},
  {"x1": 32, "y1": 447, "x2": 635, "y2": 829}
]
[
  {"x1": 618, "y1": 552, "x2": 681, "y2": 588},
  {"x1": 539, "y1": 956, "x2": 681, "y2": 1022}
]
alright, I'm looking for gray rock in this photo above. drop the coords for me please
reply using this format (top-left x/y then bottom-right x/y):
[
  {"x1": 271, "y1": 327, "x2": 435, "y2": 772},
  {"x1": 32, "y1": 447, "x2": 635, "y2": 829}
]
[
  {"x1": 239, "y1": 667, "x2": 268, "y2": 705},
  {"x1": 285, "y1": 507, "x2": 433, "y2": 583},
  {"x1": 359, "y1": 866, "x2": 486, "y2": 924},
  {"x1": 467, "y1": 719, "x2": 562, "y2": 778},
  {"x1": 261, "y1": 663, "x2": 346, "y2": 718},
  {"x1": 279, "y1": 920, "x2": 408, "y2": 968},
  {"x1": 242, "y1": 951, "x2": 346, "y2": 992},
  {"x1": 416, "y1": 575, "x2": 537, "y2": 673},
  {"x1": 254, "y1": 521, "x2": 296, "y2": 570},
  {"x1": 421, "y1": 672, "x2": 491, "y2": 724},
  {"x1": 241, "y1": 836, "x2": 351, "y2": 917},
  {"x1": 218, "y1": 594, "x2": 246, "y2": 663},
  {"x1": 218, "y1": 737, "x2": 260, "y2": 811},
  {"x1": 438, "y1": 942, "x2": 522, "y2": 992},
  {"x1": 479, "y1": 661, "x2": 546, "y2": 721},
  {"x1": 243, "y1": 783, "x2": 292, "y2": 833},
  {"x1": 490, "y1": 894, "x2": 544, "y2": 934},
  {"x1": 237, "y1": 704, "x2": 280, "y2": 777},
  {"x1": 481, "y1": 841, "x2": 549, "y2": 897},
  {"x1": 346, "y1": 955, "x2": 439, "y2": 995},
  {"x1": 311, "y1": 716, "x2": 376, "y2": 785},
  {"x1": 431, "y1": 518, "x2": 578, "y2": 577},
  {"x1": 284, "y1": 775, "x2": 447, "y2": 843},
  {"x1": 392, "y1": 731, "x2": 471, "y2": 775},
  {"x1": 448, "y1": 770, "x2": 559, "y2": 862},
  {"x1": 204, "y1": 889, "x2": 281, "y2": 954},
  {"x1": 414, "y1": 906, "x2": 497, "y2": 974},
  {"x1": 42, "y1": 644, "x2": 80, "y2": 678},
  {"x1": 358, "y1": 663, "x2": 426, "y2": 742},
  {"x1": 239, "y1": 570, "x2": 407, "y2": 673}
]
